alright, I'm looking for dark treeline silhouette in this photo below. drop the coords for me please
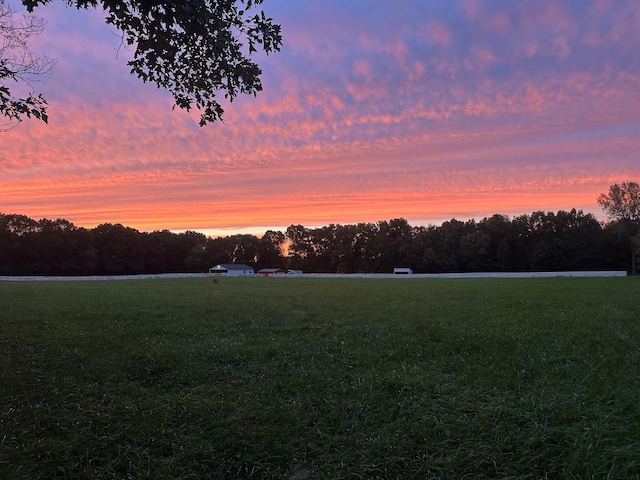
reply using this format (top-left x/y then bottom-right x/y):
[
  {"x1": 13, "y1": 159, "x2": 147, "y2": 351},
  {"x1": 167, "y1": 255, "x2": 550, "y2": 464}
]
[{"x1": 0, "y1": 209, "x2": 632, "y2": 275}]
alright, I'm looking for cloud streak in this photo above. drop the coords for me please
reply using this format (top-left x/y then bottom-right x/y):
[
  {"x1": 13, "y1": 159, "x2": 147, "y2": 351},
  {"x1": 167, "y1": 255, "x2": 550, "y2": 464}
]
[{"x1": 1, "y1": 0, "x2": 639, "y2": 236}]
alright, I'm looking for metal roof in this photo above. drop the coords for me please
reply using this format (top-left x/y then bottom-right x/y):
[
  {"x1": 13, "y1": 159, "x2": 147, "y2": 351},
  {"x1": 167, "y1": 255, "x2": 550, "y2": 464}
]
[{"x1": 211, "y1": 264, "x2": 254, "y2": 270}]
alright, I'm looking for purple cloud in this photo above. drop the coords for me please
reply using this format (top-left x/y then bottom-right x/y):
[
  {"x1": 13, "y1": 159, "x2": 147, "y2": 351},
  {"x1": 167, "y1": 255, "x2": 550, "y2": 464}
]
[{"x1": 1, "y1": 0, "x2": 639, "y2": 235}]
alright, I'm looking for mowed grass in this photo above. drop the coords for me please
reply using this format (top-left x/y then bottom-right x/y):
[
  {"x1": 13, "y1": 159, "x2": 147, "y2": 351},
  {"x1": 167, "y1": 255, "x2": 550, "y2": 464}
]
[{"x1": 1, "y1": 277, "x2": 639, "y2": 479}]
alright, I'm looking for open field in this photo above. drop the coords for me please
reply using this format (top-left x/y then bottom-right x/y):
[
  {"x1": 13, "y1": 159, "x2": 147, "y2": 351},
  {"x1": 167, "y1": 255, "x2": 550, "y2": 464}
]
[{"x1": 1, "y1": 277, "x2": 639, "y2": 479}]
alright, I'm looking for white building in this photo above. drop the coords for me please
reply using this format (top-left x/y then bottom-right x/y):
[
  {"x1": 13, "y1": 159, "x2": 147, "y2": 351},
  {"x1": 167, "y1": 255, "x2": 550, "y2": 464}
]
[
  {"x1": 209, "y1": 264, "x2": 254, "y2": 276},
  {"x1": 393, "y1": 267, "x2": 413, "y2": 275}
]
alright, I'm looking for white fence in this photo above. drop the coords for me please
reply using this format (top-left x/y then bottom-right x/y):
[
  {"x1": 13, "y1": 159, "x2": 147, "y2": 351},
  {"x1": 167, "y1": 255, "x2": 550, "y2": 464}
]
[
  {"x1": 0, "y1": 271, "x2": 627, "y2": 281},
  {"x1": 0, "y1": 273, "x2": 211, "y2": 282},
  {"x1": 282, "y1": 271, "x2": 628, "y2": 279}
]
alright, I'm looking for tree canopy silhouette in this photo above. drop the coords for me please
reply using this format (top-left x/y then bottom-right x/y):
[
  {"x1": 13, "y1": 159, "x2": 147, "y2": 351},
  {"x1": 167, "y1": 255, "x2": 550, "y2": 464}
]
[
  {"x1": 3, "y1": 0, "x2": 282, "y2": 127},
  {"x1": 0, "y1": 209, "x2": 627, "y2": 276},
  {"x1": 598, "y1": 182, "x2": 640, "y2": 223},
  {"x1": 0, "y1": 0, "x2": 55, "y2": 130},
  {"x1": 598, "y1": 182, "x2": 640, "y2": 274}
]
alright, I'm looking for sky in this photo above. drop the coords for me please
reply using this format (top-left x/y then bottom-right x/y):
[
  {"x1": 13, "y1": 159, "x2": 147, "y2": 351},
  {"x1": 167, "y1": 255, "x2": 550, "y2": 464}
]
[{"x1": 1, "y1": 0, "x2": 639, "y2": 237}]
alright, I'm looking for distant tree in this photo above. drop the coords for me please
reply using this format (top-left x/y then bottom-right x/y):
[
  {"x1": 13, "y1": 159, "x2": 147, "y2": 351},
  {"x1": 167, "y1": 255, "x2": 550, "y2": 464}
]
[
  {"x1": 19, "y1": 0, "x2": 282, "y2": 126},
  {"x1": 0, "y1": 212, "x2": 39, "y2": 234},
  {"x1": 258, "y1": 230, "x2": 285, "y2": 269},
  {"x1": 353, "y1": 222, "x2": 378, "y2": 272},
  {"x1": 329, "y1": 224, "x2": 359, "y2": 273},
  {"x1": 524, "y1": 210, "x2": 605, "y2": 271},
  {"x1": 307, "y1": 225, "x2": 333, "y2": 272},
  {"x1": 633, "y1": 234, "x2": 640, "y2": 268},
  {"x1": 598, "y1": 182, "x2": 640, "y2": 222},
  {"x1": 177, "y1": 230, "x2": 208, "y2": 271},
  {"x1": 230, "y1": 234, "x2": 262, "y2": 265},
  {"x1": 34, "y1": 218, "x2": 95, "y2": 274},
  {"x1": 140, "y1": 229, "x2": 207, "y2": 273},
  {"x1": 184, "y1": 237, "x2": 210, "y2": 272},
  {"x1": 0, "y1": 0, "x2": 55, "y2": 130},
  {"x1": 368, "y1": 218, "x2": 413, "y2": 273},
  {"x1": 205, "y1": 233, "x2": 264, "y2": 267},
  {"x1": 435, "y1": 219, "x2": 475, "y2": 272},
  {"x1": 285, "y1": 224, "x2": 314, "y2": 271},
  {"x1": 203, "y1": 236, "x2": 230, "y2": 267},
  {"x1": 598, "y1": 182, "x2": 640, "y2": 274},
  {"x1": 477, "y1": 214, "x2": 526, "y2": 271},
  {"x1": 0, "y1": 213, "x2": 36, "y2": 273},
  {"x1": 413, "y1": 225, "x2": 438, "y2": 272},
  {"x1": 92, "y1": 223, "x2": 145, "y2": 274},
  {"x1": 555, "y1": 209, "x2": 608, "y2": 269},
  {"x1": 459, "y1": 230, "x2": 491, "y2": 271},
  {"x1": 0, "y1": 214, "x2": 96, "y2": 274}
]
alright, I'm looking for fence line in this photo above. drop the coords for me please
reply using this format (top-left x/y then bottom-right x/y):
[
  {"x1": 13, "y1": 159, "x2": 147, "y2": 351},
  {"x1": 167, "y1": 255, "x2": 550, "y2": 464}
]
[{"x1": 0, "y1": 271, "x2": 627, "y2": 281}]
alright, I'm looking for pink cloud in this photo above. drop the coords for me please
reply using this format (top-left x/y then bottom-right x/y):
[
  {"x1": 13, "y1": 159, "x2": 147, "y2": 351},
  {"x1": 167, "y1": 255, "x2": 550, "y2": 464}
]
[
  {"x1": 2, "y1": 0, "x2": 639, "y2": 234},
  {"x1": 520, "y1": 0, "x2": 575, "y2": 33},
  {"x1": 459, "y1": 0, "x2": 484, "y2": 22},
  {"x1": 464, "y1": 44, "x2": 498, "y2": 71},
  {"x1": 590, "y1": 0, "x2": 613, "y2": 15},
  {"x1": 489, "y1": 11, "x2": 513, "y2": 34},
  {"x1": 423, "y1": 21, "x2": 453, "y2": 46}
]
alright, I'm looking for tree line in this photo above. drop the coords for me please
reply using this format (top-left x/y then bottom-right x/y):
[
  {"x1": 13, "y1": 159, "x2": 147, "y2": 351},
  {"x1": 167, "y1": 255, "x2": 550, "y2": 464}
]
[{"x1": 0, "y1": 208, "x2": 635, "y2": 276}]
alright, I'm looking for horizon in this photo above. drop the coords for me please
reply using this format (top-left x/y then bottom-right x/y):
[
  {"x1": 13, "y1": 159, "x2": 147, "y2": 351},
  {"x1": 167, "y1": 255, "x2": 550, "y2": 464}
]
[
  {"x1": 2, "y1": 205, "x2": 611, "y2": 239},
  {"x1": 2, "y1": 0, "x2": 639, "y2": 233}
]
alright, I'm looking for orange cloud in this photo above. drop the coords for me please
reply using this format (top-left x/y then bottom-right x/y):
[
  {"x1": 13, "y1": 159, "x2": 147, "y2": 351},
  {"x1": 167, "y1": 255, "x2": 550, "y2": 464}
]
[{"x1": 2, "y1": 0, "x2": 639, "y2": 237}]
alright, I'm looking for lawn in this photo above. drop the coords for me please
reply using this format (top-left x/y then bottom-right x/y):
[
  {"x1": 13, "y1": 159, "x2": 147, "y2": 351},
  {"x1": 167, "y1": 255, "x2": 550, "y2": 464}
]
[{"x1": 1, "y1": 277, "x2": 639, "y2": 479}]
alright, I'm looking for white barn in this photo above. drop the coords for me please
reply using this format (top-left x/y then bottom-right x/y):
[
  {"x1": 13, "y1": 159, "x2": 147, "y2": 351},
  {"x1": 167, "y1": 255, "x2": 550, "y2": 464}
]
[{"x1": 209, "y1": 264, "x2": 254, "y2": 276}]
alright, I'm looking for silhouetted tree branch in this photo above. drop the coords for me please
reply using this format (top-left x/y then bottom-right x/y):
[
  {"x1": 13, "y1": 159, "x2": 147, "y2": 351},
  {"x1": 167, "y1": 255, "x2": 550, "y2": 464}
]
[
  {"x1": 22, "y1": 0, "x2": 282, "y2": 126},
  {"x1": 598, "y1": 181, "x2": 640, "y2": 274},
  {"x1": 0, "y1": 0, "x2": 55, "y2": 131}
]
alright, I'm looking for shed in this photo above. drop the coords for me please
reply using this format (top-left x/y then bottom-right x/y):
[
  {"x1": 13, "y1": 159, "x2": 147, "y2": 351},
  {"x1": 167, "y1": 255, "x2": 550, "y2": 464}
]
[
  {"x1": 209, "y1": 263, "x2": 254, "y2": 276},
  {"x1": 258, "y1": 268, "x2": 285, "y2": 276},
  {"x1": 393, "y1": 267, "x2": 413, "y2": 275}
]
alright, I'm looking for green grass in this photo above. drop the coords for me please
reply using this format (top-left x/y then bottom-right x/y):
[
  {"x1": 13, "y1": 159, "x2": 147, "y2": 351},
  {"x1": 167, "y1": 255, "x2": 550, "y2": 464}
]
[{"x1": 1, "y1": 277, "x2": 639, "y2": 479}]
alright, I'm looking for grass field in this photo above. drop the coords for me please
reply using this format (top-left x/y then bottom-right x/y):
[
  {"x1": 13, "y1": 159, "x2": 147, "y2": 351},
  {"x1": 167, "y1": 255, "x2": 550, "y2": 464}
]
[{"x1": 1, "y1": 277, "x2": 639, "y2": 479}]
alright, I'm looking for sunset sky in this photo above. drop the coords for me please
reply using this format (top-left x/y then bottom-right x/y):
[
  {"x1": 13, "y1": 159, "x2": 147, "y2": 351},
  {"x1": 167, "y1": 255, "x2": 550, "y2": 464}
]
[{"x1": 2, "y1": 0, "x2": 639, "y2": 237}]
